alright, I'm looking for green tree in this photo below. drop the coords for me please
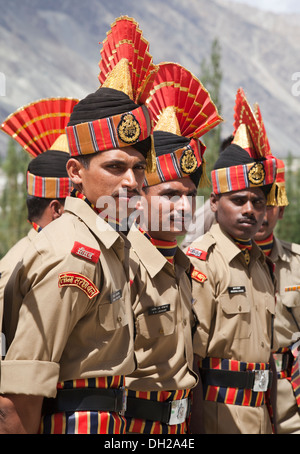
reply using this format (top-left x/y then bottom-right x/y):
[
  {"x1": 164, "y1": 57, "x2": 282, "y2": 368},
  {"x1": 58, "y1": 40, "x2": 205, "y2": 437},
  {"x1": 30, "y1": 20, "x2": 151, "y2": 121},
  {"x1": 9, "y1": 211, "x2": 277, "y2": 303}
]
[
  {"x1": 275, "y1": 153, "x2": 300, "y2": 244},
  {"x1": 198, "y1": 38, "x2": 223, "y2": 200},
  {"x1": 0, "y1": 139, "x2": 31, "y2": 258}
]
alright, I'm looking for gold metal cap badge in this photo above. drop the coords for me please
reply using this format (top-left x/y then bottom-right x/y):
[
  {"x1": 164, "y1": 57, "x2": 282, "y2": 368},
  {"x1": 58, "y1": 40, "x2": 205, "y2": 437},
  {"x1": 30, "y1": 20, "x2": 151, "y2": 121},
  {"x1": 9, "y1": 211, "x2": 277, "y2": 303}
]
[
  {"x1": 248, "y1": 162, "x2": 265, "y2": 185},
  {"x1": 180, "y1": 148, "x2": 198, "y2": 174},
  {"x1": 117, "y1": 113, "x2": 141, "y2": 144}
]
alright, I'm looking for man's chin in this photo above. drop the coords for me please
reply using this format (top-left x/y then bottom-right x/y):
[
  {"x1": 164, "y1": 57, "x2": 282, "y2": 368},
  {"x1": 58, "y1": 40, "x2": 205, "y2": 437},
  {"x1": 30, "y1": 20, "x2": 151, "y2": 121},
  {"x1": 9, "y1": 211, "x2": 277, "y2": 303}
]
[{"x1": 254, "y1": 231, "x2": 268, "y2": 242}]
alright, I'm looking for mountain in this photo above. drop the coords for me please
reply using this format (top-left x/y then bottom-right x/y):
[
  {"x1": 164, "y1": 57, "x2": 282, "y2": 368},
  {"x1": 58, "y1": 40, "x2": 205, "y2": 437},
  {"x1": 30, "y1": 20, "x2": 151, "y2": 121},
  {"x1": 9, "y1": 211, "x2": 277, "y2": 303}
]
[{"x1": 0, "y1": 0, "x2": 299, "y2": 158}]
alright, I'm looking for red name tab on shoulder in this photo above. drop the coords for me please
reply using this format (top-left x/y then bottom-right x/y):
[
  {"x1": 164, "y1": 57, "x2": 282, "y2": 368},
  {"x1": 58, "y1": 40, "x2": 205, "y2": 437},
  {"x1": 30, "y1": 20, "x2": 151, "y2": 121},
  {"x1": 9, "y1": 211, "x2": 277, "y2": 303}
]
[
  {"x1": 71, "y1": 241, "x2": 100, "y2": 263},
  {"x1": 191, "y1": 269, "x2": 207, "y2": 283},
  {"x1": 58, "y1": 272, "x2": 100, "y2": 299},
  {"x1": 186, "y1": 247, "x2": 207, "y2": 261}
]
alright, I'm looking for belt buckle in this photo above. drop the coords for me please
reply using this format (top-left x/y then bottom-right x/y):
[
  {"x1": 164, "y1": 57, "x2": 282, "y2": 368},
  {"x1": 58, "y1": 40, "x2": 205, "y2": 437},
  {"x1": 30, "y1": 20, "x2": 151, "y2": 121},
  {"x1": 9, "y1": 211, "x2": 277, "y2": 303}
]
[
  {"x1": 168, "y1": 398, "x2": 188, "y2": 425},
  {"x1": 253, "y1": 370, "x2": 269, "y2": 392},
  {"x1": 118, "y1": 386, "x2": 127, "y2": 416}
]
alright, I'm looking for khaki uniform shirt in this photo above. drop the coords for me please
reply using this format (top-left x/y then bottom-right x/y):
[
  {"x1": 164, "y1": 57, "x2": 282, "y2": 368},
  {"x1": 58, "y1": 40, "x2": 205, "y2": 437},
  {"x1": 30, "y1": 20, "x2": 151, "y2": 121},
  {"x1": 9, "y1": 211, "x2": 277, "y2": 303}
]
[
  {"x1": 186, "y1": 223, "x2": 276, "y2": 434},
  {"x1": 0, "y1": 228, "x2": 38, "y2": 354},
  {"x1": 0, "y1": 196, "x2": 135, "y2": 398},
  {"x1": 270, "y1": 237, "x2": 300, "y2": 434},
  {"x1": 0, "y1": 228, "x2": 37, "y2": 306},
  {"x1": 126, "y1": 225, "x2": 198, "y2": 392}
]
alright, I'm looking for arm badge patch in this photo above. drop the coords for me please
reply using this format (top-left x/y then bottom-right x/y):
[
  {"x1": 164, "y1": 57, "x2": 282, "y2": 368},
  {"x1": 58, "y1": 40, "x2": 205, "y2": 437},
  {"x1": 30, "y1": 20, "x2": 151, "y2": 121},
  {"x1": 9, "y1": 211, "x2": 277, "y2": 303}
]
[
  {"x1": 191, "y1": 269, "x2": 207, "y2": 283},
  {"x1": 58, "y1": 272, "x2": 100, "y2": 299}
]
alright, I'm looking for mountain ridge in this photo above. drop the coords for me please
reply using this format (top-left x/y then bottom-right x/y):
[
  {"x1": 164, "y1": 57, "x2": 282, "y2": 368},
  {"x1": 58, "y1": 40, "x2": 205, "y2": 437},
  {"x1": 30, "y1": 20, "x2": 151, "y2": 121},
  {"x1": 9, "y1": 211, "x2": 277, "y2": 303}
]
[{"x1": 0, "y1": 0, "x2": 299, "y2": 158}]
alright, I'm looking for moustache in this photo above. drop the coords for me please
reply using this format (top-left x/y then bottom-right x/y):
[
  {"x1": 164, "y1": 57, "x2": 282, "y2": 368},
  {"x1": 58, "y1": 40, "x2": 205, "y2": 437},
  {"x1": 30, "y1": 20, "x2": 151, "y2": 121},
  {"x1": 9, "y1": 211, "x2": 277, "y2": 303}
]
[{"x1": 238, "y1": 215, "x2": 257, "y2": 225}]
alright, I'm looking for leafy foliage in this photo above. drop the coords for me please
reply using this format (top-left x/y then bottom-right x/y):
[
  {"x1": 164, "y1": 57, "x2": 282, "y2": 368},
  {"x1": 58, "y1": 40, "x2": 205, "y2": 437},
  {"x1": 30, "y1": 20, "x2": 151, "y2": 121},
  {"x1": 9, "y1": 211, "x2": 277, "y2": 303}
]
[{"x1": 0, "y1": 139, "x2": 31, "y2": 258}]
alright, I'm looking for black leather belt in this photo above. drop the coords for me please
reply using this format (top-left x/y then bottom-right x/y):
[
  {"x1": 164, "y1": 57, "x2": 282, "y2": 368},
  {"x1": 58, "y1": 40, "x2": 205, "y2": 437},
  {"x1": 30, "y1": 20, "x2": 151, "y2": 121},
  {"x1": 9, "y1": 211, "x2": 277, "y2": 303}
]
[
  {"x1": 42, "y1": 387, "x2": 125, "y2": 415},
  {"x1": 200, "y1": 368, "x2": 273, "y2": 390},
  {"x1": 125, "y1": 396, "x2": 191, "y2": 424}
]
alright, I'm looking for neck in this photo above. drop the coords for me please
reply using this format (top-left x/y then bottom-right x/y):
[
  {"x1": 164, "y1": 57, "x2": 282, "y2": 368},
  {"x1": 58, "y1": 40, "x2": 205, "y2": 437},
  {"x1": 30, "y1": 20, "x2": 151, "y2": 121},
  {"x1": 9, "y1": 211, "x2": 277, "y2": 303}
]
[
  {"x1": 72, "y1": 189, "x2": 127, "y2": 233},
  {"x1": 255, "y1": 232, "x2": 274, "y2": 256},
  {"x1": 139, "y1": 226, "x2": 178, "y2": 264}
]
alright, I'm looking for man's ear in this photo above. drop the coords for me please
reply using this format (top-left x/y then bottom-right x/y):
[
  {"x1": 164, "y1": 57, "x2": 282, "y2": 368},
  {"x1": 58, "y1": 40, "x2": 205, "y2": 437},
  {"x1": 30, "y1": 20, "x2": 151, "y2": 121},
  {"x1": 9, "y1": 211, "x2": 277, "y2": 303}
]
[
  {"x1": 66, "y1": 158, "x2": 83, "y2": 186},
  {"x1": 49, "y1": 200, "x2": 64, "y2": 220},
  {"x1": 278, "y1": 206, "x2": 285, "y2": 220},
  {"x1": 210, "y1": 192, "x2": 219, "y2": 213}
]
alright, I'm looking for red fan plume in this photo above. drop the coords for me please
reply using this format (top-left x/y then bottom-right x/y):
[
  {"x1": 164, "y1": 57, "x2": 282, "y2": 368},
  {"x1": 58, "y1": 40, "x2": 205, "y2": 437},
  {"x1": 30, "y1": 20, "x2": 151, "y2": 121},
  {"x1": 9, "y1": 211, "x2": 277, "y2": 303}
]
[
  {"x1": 1, "y1": 97, "x2": 79, "y2": 157},
  {"x1": 146, "y1": 62, "x2": 223, "y2": 138},
  {"x1": 233, "y1": 87, "x2": 270, "y2": 158},
  {"x1": 98, "y1": 16, "x2": 158, "y2": 104}
]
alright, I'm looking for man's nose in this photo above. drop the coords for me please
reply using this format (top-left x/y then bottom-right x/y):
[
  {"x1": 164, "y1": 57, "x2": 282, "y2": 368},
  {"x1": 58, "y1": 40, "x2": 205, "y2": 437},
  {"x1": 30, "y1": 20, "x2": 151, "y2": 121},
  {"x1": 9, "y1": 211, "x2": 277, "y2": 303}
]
[{"x1": 122, "y1": 168, "x2": 137, "y2": 189}]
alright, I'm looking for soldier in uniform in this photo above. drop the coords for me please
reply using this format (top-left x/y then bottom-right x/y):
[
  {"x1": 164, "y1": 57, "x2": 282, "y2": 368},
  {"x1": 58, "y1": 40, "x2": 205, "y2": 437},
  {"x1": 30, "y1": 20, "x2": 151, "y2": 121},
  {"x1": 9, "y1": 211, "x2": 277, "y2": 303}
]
[
  {"x1": 124, "y1": 63, "x2": 222, "y2": 434},
  {"x1": 0, "y1": 98, "x2": 78, "y2": 340},
  {"x1": 0, "y1": 97, "x2": 77, "y2": 358},
  {"x1": 0, "y1": 17, "x2": 156, "y2": 434},
  {"x1": 187, "y1": 88, "x2": 278, "y2": 434},
  {"x1": 254, "y1": 159, "x2": 300, "y2": 434}
]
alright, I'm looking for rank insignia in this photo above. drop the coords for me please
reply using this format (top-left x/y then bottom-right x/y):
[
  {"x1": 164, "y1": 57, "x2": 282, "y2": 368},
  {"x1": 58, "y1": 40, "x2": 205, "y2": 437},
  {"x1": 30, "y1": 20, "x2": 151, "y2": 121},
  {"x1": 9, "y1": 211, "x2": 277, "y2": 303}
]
[
  {"x1": 58, "y1": 272, "x2": 100, "y2": 299},
  {"x1": 117, "y1": 112, "x2": 141, "y2": 144},
  {"x1": 285, "y1": 285, "x2": 300, "y2": 292},
  {"x1": 71, "y1": 242, "x2": 100, "y2": 263},
  {"x1": 191, "y1": 269, "x2": 207, "y2": 283},
  {"x1": 180, "y1": 148, "x2": 198, "y2": 174},
  {"x1": 186, "y1": 247, "x2": 207, "y2": 261},
  {"x1": 248, "y1": 162, "x2": 265, "y2": 185}
]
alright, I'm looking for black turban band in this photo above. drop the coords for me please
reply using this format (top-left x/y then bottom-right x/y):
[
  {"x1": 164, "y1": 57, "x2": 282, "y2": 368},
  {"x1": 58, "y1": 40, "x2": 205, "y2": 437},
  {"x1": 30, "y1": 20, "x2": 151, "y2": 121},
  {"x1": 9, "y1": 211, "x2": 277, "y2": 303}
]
[
  {"x1": 213, "y1": 143, "x2": 272, "y2": 197},
  {"x1": 152, "y1": 130, "x2": 203, "y2": 188},
  {"x1": 67, "y1": 87, "x2": 151, "y2": 158},
  {"x1": 27, "y1": 149, "x2": 69, "y2": 177}
]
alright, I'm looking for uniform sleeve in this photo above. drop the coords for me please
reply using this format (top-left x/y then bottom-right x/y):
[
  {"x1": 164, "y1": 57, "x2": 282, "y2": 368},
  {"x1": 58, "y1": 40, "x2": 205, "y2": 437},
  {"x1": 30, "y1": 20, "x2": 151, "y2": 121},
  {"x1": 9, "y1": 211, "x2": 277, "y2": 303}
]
[
  {"x1": 188, "y1": 254, "x2": 218, "y2": 359},
  {"x1": 1, "y1": 244, "x2": 101, "y2": 397}
]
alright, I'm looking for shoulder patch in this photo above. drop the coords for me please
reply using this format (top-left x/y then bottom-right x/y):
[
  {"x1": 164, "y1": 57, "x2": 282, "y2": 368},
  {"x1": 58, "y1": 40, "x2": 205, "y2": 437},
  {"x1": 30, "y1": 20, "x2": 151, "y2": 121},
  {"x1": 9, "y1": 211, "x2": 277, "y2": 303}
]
[
  {"x1": 191, "y1": 269, "x2": 207, "y2": 283},
  {"x1": 186, "y1": 246, "x2": 207, "y2": 261},
  {"x1": 71, "y1": 241, "x2": 100, "y2": 263},
  {"x1": 58, "y1": 272, "x2": 100, "y2": 299}
]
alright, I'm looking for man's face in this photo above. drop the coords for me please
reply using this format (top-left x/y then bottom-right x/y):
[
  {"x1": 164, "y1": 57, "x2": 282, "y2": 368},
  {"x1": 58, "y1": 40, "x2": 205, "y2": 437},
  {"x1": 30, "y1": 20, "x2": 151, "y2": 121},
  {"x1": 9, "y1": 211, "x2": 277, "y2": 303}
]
[
  {"x1": 141, "y1": 177, "x2": 197, "y2": 241},
  {"x1": 68, "y1": 147, "x2": 146, "y2": 219},
  {"x1": 211, "y1": 187, "x2": 267, "y2": 240},
  {"x1": 254, "y1": 205, "x2": 285, "y2": 241}
]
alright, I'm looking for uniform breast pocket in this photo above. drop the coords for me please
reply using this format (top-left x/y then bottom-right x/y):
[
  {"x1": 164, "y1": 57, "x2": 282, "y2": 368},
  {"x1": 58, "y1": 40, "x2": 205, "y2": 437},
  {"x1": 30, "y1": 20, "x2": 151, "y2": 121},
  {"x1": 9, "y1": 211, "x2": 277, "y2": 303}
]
[
  {"x1": 98, "y1": 298, "x2": 128, "y2": 331},
  {"x1": 219, "y1": 293, "x2": 251, "y2": 339},
  {"x1": 136, "y1": 310, "x2": 175, "y2": 339}
]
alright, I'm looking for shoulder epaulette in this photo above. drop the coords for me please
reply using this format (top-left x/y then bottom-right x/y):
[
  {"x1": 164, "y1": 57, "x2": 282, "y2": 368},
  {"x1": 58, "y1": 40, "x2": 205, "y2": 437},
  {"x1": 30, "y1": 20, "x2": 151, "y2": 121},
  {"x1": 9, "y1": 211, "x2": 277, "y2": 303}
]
[
  {"x1": 281, "y1": 240, "x2": 300, "y2": 256},
  {"x1": 185, "y1": 233, "x2": 216, "y2": 261},
  {"x1": 71, "y1": 241, "x2": 101, "y2": 263},
  {"x1": 186, "y1": 246, "x2": 207, "y2": 261}
]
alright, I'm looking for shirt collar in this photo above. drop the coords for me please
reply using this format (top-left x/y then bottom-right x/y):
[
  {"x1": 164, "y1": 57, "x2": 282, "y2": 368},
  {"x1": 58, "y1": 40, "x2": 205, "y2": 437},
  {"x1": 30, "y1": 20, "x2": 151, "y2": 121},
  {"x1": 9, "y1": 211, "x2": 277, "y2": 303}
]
[
  {"x1": 269, "y1": 236, "x2": 290, "y2": 263},
  {"x1": 128, "y1": 224, "x2": 190, "y2": 278},
  {"x1": 64, "y1": 196, "x2": 128, "y2": 252},
  {"x1": 210, "y1": 223, "x2": 263, "y2": 265}
]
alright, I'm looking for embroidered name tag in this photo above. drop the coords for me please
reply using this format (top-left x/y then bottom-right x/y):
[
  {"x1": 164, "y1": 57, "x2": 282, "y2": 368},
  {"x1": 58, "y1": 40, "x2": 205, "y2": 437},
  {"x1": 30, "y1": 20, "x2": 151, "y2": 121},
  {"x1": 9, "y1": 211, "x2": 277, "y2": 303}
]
[
  {"x1": 58, "y1": 272, "x2": 100, "y2": 299},
  {"x1": 148, "y1": 304, "x2": 170, "y2": 316},
  {"x1": 228, "y1": 286, "x2": 246, "y2": 294},
  {"x1": 191, "y1": 269, "x2": 207, "y2": 283},
  {"x1": 71, "y1": 241, "x2": 100, "y2": 264},
  {"x1": 186, "y1": 247, "x2": 207, "y2": 261},
  {"x1": 110, "y1": 289, "x2": 122, "y2": 303}
]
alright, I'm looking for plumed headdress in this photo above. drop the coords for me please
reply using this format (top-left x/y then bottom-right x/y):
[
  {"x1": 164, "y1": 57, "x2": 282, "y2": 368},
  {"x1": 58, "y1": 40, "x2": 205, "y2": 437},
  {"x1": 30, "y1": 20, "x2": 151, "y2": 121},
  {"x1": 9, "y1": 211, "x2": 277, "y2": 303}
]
[
  {"x1": 211, "y1": 88, "x2": 278, "y2": 203},
  {"x1": 144, "y1": 62, "x2": 223, "y2": 188},
  {"x1": 66, "y1": 16, "x2": 158, "y2": 172},
  {"x1": 1, "y1": 97, "x2": 78, "y2": 198}
]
